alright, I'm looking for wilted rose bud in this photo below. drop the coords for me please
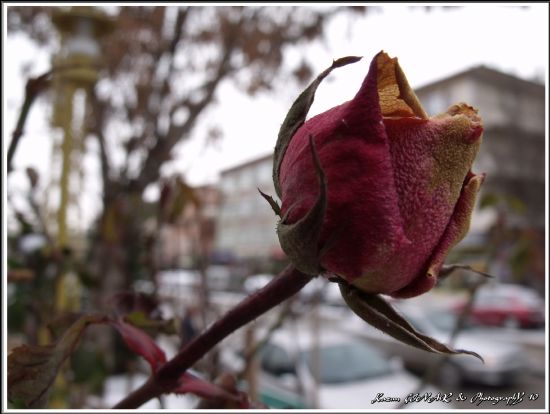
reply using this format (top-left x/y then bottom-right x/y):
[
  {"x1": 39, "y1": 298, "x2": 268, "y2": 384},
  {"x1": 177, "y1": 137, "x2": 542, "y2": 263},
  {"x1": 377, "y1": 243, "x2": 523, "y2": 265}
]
[{"x1": 273, "y1": 51, "x2": 484, "y2": 299}]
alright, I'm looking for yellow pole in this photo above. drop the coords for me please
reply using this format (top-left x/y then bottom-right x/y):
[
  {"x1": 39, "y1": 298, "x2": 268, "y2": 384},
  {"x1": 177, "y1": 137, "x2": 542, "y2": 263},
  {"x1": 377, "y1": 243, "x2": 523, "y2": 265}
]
[
  {"x1": 57, "y1": 83, "x2": 76, "y2": 248},
  {"x1": 54, "y1": 81, "x2": 82, "y2": 314},
  {"x1": 47, "y1": 7, "x2": 114, "y2": 407},
  {"x1": 51, "y1": 83, "x2": 81, "y2": 409}
]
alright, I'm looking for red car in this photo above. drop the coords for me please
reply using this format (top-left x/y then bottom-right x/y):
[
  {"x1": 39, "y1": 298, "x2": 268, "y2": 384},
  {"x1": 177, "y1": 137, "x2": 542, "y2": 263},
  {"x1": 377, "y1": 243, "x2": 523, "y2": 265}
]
[{"x1": 453, "y1": 284, "x2": 545, "y2": 329}]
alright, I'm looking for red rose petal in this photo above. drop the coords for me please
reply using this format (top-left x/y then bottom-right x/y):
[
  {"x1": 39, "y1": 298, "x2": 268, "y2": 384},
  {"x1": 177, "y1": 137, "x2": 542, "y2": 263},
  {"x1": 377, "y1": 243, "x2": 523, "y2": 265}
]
[{"x1": 280, "y1": 54, "x2": 410, "y2": 288}]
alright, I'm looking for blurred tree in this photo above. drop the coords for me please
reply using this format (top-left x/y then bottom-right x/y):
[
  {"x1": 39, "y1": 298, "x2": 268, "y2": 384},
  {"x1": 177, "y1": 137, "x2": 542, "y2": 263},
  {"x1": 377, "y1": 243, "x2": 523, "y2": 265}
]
[
  {"x1": 445, "y1": 191, "x2": 545, "y2": 294},
  {"x1": 8, "y1": 5, "x2": 366, "y2": 297},
  {"x1": 8, "y1": 7, "x2": 369, "y2": 392}
]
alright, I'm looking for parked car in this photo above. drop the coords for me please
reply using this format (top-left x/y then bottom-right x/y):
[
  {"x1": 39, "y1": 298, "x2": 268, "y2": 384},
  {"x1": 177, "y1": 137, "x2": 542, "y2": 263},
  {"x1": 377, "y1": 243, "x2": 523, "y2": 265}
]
[
  {"x1": 452, "y1": 283, "x2": 544, "y2": 329},
  {"x1": 157, "y1": 266, "x2": 235, "y2": 296},
  {"x1": 344, "y1": 303, "x2": 527, "y2": 387},
  {"x1": 243, "y1": 273, "x2": 275, "y2": 293},
  {"x1": 221, "y1": 322, "x2": 450, "y2": 409},
  {"x1": 244, "y1": 275, "x2": 334, "y2": 311}
]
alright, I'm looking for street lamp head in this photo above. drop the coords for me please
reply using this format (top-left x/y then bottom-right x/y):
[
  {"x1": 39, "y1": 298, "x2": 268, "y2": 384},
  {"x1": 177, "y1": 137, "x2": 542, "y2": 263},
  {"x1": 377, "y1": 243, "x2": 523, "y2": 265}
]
[
  {"x1": 52, "y1": 6, "x2": 114, "y2": 42},
  {"x1": 63, "y1": 15, "x2": 101, "y2": 59},
  {"x1": 51, "y1": 6, "x2": 114, "y2": 85}
]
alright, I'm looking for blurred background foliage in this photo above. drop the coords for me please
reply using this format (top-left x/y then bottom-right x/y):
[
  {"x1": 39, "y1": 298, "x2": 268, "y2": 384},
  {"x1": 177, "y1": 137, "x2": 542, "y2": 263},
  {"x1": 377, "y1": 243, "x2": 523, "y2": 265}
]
[{"x1": 6, "y1": 5, "x2": 368, "y2": 408}]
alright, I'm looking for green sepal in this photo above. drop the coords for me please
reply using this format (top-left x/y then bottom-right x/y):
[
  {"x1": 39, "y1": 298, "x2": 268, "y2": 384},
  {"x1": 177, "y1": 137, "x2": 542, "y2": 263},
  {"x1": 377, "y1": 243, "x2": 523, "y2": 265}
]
[
  {"x1": 272, "y1": 56, "x2": 362, "y2": 198},
  {"x1": 258, "y1": 188, "x2": 281, "y2": 217},
  {"x1": 8, "y1": 314, "x2": 108, "y2": 408},
  {"x1": 277, "y1": 136, "x2": 327, "y2": 275},
  {"x1": 339, "y1": 282, "x2": 483, "y2": 362}
]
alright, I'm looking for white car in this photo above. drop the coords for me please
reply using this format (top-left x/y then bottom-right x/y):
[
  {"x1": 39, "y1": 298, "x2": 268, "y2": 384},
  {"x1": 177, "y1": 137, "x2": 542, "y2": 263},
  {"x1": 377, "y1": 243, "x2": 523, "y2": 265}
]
[
  {"x1": 222, "y1": 321, "x2": 451, "y2": 409},
  {"x1": 157, "y1": 266, "x2": 235, "y2": 296},
  {"x1": 243, "y1": 273, "x2": 275, "y2": 293}
]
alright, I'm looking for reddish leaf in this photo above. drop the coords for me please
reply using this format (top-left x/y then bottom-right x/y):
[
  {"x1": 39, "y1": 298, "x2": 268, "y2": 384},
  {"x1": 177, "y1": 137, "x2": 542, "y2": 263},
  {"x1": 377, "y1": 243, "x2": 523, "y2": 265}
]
[
  {"x1": 110, "y1": 319, "x2": 166, "y2": 373},
  {"x1": 8, "y1": 314, "x2": 107, "y2": 408},
  {"x1": 178, "y1": 372, "x2": 248, "y2": 408},
  {"x1": 175, "y1": 372, "x2": 233, "y2": 399}
]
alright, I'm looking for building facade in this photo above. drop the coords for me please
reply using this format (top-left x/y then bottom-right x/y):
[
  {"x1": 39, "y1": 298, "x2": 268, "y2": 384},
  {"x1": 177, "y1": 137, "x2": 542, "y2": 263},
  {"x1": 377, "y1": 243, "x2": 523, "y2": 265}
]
[
  {"x1": 214, "y1": 155, "x2": 284, "y2": 263},
  {"x1": 156, "y1": 184, "x2": 221, "y2": 269}
]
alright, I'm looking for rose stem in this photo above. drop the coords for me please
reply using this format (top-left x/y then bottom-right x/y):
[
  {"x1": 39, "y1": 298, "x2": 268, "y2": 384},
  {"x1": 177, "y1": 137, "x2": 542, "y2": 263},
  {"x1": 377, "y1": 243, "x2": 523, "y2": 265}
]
[{"x1": 113, "y1": 264, "x2": 312, "y2": 409}]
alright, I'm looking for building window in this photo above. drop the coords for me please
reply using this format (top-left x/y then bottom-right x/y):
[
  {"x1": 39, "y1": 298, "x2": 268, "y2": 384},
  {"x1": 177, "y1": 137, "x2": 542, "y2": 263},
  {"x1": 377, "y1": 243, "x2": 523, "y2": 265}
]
[
  {"x1": 240, "y1": 169, "x2": 254, "y2": 190},
  {"x1": 424, "y1": 91, "x2": 448, "y2": 116},
  {"x1": 222, "y1": 175, "x2": 236, "y2": 193},
  {"x1": 258, "y1": 161, "x2": 272, "y2": 184}
]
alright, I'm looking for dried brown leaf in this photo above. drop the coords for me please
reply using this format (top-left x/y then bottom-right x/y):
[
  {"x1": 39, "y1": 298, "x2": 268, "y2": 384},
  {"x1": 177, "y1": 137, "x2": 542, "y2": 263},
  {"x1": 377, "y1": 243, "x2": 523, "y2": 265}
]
[{"x1": 8, "y1": 314, "x2": 107, "y2": 408}]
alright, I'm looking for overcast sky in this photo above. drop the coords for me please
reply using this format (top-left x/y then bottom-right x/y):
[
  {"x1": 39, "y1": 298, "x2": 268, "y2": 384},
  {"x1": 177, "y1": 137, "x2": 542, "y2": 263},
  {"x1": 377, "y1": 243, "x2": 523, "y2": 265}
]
[
  {"x1": 172, "y1": 3, "x2": 549, "y2": 184},
  {"x1": 4, "y1": 4, "x2": 549, "y2": 229}
]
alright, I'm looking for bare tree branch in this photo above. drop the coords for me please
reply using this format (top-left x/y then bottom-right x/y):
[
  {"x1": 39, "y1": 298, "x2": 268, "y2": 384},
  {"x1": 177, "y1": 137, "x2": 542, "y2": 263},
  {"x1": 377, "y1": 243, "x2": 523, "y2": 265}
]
[
  {"x1": 89, "y1": 89, "x2": 114, "y2": 203},
  {"x1": 8, "y1": 71, "x2": 52, "y2": 173},
  {"x1": 130, "y1": 41, "x2": 235, "y2": 192}
]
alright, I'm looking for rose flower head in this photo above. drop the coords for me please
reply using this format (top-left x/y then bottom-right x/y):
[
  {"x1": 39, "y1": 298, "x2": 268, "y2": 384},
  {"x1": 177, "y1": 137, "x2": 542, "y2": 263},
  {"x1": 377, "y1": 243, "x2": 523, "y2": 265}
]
[
  {"x1": 269, "y1": 51, "x2": 484, "y2": 299},
  {"x1": 262, "y1": 51, "x2": 486, "y2": 361}
]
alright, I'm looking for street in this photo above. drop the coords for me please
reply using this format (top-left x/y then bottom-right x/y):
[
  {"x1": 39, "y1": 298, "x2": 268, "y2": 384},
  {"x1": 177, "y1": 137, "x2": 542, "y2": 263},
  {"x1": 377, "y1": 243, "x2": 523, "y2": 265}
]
[{"x1": 158, "y1": 288, "x2": 546, "y2": 410}]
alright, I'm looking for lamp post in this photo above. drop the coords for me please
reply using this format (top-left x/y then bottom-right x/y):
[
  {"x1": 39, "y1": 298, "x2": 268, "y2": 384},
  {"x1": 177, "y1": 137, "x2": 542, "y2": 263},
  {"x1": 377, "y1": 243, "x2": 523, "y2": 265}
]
[
  {"x1": 50, "y1": 7, "x2": 113, "y2": 315},
  {"x1": 47, "y1": 7, "x2": 113, "y2": 408},
  {"x1": 51, "y1": 6, "x2": 113, "y2": 249},
  {"x1": 50, "y1": 6, "x2": 113, "y2": 313}
]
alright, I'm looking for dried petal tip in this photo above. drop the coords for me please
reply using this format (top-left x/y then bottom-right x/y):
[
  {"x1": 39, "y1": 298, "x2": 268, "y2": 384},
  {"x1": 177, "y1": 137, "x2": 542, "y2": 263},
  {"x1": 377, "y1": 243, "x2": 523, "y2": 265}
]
[
  {"x1": 447, "y1": 102, "x2": 481, "y2": 123},
  {"x1": 376, "y1": 51, "x2": 428, "y2": 119},
  {"x1": 446, "y1": 103, "x2": 483, "y2": 142}
]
